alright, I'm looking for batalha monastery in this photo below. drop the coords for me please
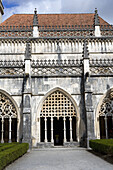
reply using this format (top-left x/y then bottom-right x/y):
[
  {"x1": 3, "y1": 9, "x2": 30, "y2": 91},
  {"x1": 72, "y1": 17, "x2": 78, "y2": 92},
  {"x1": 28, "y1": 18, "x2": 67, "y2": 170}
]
[{"x1": 0, "y1": 0, "x2": 113, "y2": 148}]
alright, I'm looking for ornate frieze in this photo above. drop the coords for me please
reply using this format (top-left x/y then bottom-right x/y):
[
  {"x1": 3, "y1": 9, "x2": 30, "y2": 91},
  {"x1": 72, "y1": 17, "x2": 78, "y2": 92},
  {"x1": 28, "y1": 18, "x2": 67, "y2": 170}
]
[
  {"x1": 90, "y1": 59, "x2": 113, "y2": 75},
  {"x1": 31, "y1": 59, "x2": 82, "y2": 77},
  {"x1": 0, "y1": 60, "x2": 24, "y2": 76}
]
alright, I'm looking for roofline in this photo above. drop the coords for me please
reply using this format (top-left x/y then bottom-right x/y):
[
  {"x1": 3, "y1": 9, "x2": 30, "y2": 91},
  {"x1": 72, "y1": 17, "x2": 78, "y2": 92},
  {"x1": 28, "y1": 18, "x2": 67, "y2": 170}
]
[{"x1": 11, "y1": 13, "x2": 95, "y2": 15}]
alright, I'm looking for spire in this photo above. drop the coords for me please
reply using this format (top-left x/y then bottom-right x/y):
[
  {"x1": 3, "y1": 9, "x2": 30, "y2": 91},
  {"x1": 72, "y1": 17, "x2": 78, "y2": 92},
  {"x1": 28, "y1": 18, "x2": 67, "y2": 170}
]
[
  {"x1": 25, "y1": 40, "x2": 31, "y2": 59},
  {"x1": 0, "y1": 0, "x2": 4, "y2": 23},
  {"x1": 82, "y1": 40, "x2": 89, "y2": 59},
  {"x1": 33, "y1": 8, "x2": 38, "y2": 26},
  {"x1": 94, "y1": 8, "x2": 100, "y2": 26}
]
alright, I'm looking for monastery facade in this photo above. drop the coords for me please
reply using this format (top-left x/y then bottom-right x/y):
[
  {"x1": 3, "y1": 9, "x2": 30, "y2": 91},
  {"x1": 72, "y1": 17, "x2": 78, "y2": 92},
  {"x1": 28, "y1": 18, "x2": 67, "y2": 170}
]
[{"x1": 0, "y1": 1, "x2": 113, "y2": 147}]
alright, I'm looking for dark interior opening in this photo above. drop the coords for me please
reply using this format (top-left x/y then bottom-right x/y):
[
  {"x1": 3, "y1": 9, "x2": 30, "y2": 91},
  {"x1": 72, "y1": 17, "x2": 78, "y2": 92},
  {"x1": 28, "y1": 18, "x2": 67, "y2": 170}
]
[
  {"x1": 47, "y1": 117, "x2": 51, "y2": 142},
  {"x1": 107, "y1": 116, "x2": 113, "y2": 139},
  {"x1": 54, "y1": 117, "x2": 63, "y2": 146},
  {"x1": 11, "y1": 118, "x2": 17, "y2": 142},
  {"x1": 4, "y1": 118, "x2": 9, "y2": 143},
  {"x1": 99, "y1": 116, "x2": 106, "y2": 139},
  {"x1": 40, "y1": 117, "x2": 45, "y2": 142},
  {"x1": 72, "y1": 117, "x2": 76, "y2": 141}
]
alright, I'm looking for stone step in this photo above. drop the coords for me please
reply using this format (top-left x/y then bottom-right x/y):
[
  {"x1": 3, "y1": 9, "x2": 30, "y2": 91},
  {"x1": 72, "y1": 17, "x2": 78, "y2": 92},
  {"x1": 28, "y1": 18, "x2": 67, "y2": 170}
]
[
  {"x1": 32, "y1": 146, "x2": 86, "y2": 151},
  {"x1": 35, "y1": 142, "x2": 79, "y2": 149}
]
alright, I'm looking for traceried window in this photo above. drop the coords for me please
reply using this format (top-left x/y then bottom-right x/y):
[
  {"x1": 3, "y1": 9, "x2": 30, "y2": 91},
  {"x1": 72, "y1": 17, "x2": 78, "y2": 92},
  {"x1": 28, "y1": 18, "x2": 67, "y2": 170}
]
[
  {"x1": 99, "y1": 91, "x2": 113, "y2": 139},
  {"x1": 0, "y1": 92, "x2": 17, "y2": 143},
  {"x1": 41, "y1": 90, "x2": 77, "y2": 118},
  {"x1": 40, "y1": 90, "x2": 77, "y2": 145}
]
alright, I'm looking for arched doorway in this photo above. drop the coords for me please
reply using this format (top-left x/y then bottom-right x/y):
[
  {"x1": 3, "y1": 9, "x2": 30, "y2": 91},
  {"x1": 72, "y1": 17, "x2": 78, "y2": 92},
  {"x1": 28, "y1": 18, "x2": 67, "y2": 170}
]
[
  {"x1": 97, "y1": 90, "x2": 113, "y2": 139},
  {"x1": 40, "y1": 89, "x2": 78, "y2": 146},
  {"x1": 0, "y1": 91, "x2": 18, "y2": 143}
]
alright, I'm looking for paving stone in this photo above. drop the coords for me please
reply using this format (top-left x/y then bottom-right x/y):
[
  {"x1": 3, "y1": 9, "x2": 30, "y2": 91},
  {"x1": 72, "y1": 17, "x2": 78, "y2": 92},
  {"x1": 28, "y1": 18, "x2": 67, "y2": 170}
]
[{"x1": 5, "y1": 147, "x2": 113, "y2": 170}]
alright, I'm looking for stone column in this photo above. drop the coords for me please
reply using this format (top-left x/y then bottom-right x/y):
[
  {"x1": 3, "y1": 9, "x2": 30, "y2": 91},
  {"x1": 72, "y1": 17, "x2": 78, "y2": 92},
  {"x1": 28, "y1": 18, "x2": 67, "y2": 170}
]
[
  {"x1": 44, "y1": 117, "x2": 47, "y2": 143},
  {"x1": 104, "y1": 116, "x2": 108, "y2": 139},
  {"x1": 1, "y1": 118, "x2": 4, "y2": 143},
  {"x1": 63, "y1": 117, "x2": 67, "y2": 143},
  {"x1": 83, "y1": 40, "x2": 95, "y2": 148},
  {"x1": 85, "y1": 82, "x2": 95, "y2": 148},
  {"x1": 70, "y1": 117, "x2": 73, "y2": 142},
  {"x1": 51, "y1": 117, "x2": 54, "y2": 143},
  {"x1": 9, "y1": 117, "x2": 12, "y2": 143},
  {"x1": 22, "y1": 41, "x2": 32, "y2": 147}
]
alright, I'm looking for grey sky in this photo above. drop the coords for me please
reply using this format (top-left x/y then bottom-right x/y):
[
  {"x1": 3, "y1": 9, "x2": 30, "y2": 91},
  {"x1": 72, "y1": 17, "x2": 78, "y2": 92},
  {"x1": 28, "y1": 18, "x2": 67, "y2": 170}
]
[{"x1": 3, "y1": 0, "x2": 113, "y2": 24}]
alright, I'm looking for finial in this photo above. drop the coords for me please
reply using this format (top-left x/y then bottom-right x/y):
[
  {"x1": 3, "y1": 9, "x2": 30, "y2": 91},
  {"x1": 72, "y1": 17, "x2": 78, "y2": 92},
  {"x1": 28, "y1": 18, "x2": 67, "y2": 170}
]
[
  {"x1": 34, "y1": 8, "x2": 37, "y2": 15},
  {"x1": 95, "y1": 8, "x2": 98, "y2": 14},
  {"x1": 94, "y1": 8, "x2": 100, "y2": 26},
  {"x1": 33, "y1": 8, "x2": 38, "y2": 26}
]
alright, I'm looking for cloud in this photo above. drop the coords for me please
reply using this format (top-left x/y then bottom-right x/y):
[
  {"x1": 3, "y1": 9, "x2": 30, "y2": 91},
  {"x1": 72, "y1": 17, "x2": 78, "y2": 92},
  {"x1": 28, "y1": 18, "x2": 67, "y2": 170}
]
[
  {"x1": 2, "y1": 0, "x2": 113, "y2": 24},
  {"x1": 61, "y1": 0, "x2": 113, "y2": 24},
  {"x1": 3, "y1": 0, "x2": 61, "y2": 21}
]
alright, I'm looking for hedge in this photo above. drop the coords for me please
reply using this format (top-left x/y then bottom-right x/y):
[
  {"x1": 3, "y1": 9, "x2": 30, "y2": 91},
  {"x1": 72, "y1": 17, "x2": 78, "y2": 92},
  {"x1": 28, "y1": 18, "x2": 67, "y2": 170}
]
[
  {"x1": 0, "y1": 143, "x2": 29, "y2": 170},
  {"x1": 0, "y1": 143, "x2": 18, "y2": 152},
  {"x1": 89, "y1": 139, "x2": 113, "y2": 155}
]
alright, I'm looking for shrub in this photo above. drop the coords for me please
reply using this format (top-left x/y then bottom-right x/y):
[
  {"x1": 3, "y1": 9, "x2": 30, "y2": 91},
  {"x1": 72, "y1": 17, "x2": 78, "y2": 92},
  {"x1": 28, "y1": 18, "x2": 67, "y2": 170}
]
[
  {"x1": 0, "y1": 143, "x2": 18, "y2": 152},
  {"x1": 89, "y1": 139, "x2": 113, "y2": 155},
  {"x1": 0, "y1": 143, "x2": 29, "y2": 170}
]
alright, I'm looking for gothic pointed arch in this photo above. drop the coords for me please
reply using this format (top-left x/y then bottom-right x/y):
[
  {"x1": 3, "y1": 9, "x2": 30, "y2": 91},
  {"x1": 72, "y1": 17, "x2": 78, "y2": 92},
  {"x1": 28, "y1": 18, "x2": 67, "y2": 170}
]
[
  {"x1": 38, "y1": 87, "x2": 79, "y2": 117},
  {"x1": 37, "y1": 87, "x2": 80, "y2": 145},
  {"x1": 0, "y1": 89, "x2": 20, "y2": 143},
  {"x1": 96, "y1": 88, "x2": 113, "y2": 139}
]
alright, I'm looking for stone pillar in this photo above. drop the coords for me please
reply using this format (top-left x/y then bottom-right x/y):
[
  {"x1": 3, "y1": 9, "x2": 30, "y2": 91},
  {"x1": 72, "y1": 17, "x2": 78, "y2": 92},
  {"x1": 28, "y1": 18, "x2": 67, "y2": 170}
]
[
  {"x1": 85, "y1": 82, "x2": 95, "y2": 148},
  {"x1": 104, "y1": 116, "x2": 108, "y2": 139},
  {"x1": 63, "y1": 117, "x2": 67, "y2": 143},
  {"x1": 70, "y1": 117, "x2": 73, "y2": 142},
  {"x1": 44, "y1": 117, "x2": 47, "y2": 143},
  {"x1": 22, "y1": 41, "x2": 32, "y2": 147},
  {"x1": 9, "y1": 117, "x2": 12, "y2": 143},
  {"x1": 83, "y1": 40, "x2": 95, "y2": 148},
  {"x1": 51, "y1": 117, "x2": 54, "y2": 143},
  {"x1": 22, "y1": 93, "x2": 32, "y2": 146},
  {"x1": 1, "y1": 118, "x2": 4, "y2": 143}
]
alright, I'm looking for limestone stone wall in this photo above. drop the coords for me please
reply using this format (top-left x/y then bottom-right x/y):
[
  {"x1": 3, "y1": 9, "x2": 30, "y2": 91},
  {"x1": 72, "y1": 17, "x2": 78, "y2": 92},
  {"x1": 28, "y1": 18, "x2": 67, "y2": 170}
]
[
  {"x1": 0, "y1": 37, "x2": 113, "y2": 146},
  {"x1": 31, "y1": 77, "x2": 84, "y2": 145}
]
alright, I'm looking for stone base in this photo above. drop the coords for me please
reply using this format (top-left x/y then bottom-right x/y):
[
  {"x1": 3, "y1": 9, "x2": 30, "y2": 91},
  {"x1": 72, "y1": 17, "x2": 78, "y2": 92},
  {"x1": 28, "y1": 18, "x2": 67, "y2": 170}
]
[
  {"x1": 63, "y1": 142, "x2": 79, "y2": 147},
  {"x1": 37, "y1": 142, "x2": 54, "y2": 148},
  {"x1": 36, "y1": 142, "x2": 79, "y2": 148}
]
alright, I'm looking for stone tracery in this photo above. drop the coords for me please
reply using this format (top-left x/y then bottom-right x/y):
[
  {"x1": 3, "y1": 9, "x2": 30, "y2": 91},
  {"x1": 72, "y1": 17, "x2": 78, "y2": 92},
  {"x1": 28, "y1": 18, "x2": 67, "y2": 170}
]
[
  {"x1": 0, "y1": 92, "x2": 17, "y2": 143},
  {"x1": 40, "y1": 90, "x2": 77, "y2": 144},
  {"x1": 41, "y1": 90, "x2": 77, "y2": 118},
  {"x1": 99, "y1": 91, "x2": 113, "y2": 139}
]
